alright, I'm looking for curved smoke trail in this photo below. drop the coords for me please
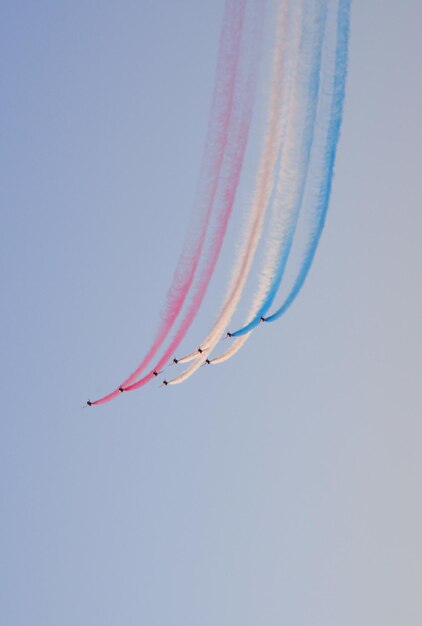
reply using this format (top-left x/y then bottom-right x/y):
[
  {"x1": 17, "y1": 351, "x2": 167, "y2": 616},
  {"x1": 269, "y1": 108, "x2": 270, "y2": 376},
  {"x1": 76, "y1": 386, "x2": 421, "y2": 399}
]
[
  {"x1": 209, "y1": 0, "x2": 328, "y2": 367},
  {"x1": 230, "y1": 0, "x2": 328, "y2": 338},
  {"x1": 121, "y1": 0, "x2": 266, "y2": 395},
  {"x1": 264, "y1": 0, "x2": 350, "y2": 323},
  {"x1": 167, "y1": 0, "x2": 298, "y2": 385},
  {"x1": 90, "y1": 0, "x2": 246, "y2": 405},
  {"x1": 211, "y1": 0, "x2": 349, "y2": 367}
]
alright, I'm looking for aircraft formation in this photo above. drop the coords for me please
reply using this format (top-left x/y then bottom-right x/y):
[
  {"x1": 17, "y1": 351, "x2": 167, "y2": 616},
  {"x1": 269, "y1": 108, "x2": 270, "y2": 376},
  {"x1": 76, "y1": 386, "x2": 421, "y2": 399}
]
[{"x1": 87, "y1": 0, "x2": 350, "y2": 406}]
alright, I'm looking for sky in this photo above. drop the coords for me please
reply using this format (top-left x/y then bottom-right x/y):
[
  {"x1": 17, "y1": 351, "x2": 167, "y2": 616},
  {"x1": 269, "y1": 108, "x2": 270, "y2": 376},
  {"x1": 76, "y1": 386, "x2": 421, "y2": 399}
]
[{"x1": 1, "y1": 1, "x2": 421, "y2": 625}]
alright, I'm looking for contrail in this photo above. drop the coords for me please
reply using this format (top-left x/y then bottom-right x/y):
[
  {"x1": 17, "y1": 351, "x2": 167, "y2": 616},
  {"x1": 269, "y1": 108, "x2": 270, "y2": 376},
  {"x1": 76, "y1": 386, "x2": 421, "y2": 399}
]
[
  {"x1": 87, "y1": 0, "x2": 351, "y2": 404},
  {"x1": 167, "y1": 0, "x2": 298, "y2": 385},
  {"x1": 210, "y1": 0, "x2": 333, "y2": 364},
  {"x1": 211, "y1": 0, "x2": 350, "y2": 366},
  {"x1": 264, "y1": 0, "x2": 350, "y2": 323},
  {"x1": 90, "y1": 0, "x2": 247, "y2": 405},
  {"x1": 230, "y1": 0, "x2": 329, "y2": 338},
  {"x1": 120, "y1": 0, "x2": 267, "y2": 396}
]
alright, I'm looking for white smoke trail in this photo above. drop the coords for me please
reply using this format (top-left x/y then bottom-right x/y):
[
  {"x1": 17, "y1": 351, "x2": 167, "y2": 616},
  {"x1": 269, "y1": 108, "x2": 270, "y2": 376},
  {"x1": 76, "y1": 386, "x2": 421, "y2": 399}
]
[
  {"x1": 210, "y1": 0, "x2": 332, "y2": 364},
  {"x1": 167, "y1": 0, "x2": 299, "y2": 385}
]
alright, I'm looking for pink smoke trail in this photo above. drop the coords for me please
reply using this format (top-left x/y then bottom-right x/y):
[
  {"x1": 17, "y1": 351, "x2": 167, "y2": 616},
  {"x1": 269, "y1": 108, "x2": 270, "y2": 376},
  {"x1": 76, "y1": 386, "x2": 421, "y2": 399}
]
[
  {"x1": 90, "y1": 0, "x2": 246, "y2": 405},
  {"x1": 122, "y1": 0, "x2": 266, "y2": 395}
]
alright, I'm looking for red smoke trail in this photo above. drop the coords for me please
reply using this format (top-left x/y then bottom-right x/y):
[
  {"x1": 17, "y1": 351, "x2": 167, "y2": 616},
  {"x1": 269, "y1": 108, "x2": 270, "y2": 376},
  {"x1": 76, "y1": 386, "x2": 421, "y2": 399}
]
[{"x1": 91, "y1": 0, "x2": 246, "y2": 405}]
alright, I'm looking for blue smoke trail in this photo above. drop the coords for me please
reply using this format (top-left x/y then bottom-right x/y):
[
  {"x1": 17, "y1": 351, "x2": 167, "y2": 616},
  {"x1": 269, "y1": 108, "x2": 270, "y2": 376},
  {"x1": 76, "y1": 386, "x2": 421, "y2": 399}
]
[
  {"x1": 232, "y1": 0, "x2": 329, "y2": 338},
  {"x1": 264, "y1": 0, "x2": 350, "y2": 324}
]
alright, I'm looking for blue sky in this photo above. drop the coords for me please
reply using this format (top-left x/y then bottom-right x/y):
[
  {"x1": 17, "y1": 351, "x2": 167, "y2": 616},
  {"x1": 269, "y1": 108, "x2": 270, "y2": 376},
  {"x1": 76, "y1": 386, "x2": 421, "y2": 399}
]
[{"x1": 1, "y1": 1, "x2": 421, "y2": 625}]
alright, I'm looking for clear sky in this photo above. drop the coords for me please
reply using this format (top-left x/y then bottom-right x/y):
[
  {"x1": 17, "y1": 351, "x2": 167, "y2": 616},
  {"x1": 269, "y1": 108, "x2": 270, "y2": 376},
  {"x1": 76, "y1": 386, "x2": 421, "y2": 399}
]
[{"x1": 1, "y1": 1, "x2": 421, "y2": 625}]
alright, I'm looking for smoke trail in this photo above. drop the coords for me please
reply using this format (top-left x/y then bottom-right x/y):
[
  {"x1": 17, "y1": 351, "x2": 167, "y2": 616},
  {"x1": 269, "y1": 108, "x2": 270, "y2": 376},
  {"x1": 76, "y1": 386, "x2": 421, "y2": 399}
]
[
  {"x1": 122, "y1": 0, "x2": 266, "y2": 394},
  {"x1": 264, "y1": 0, "x2": 350, "y2": 323},
  {"x1": 167, "y1": 0, "x2": 297, "y2": 385},
  {"x1": 90, "y1": 0, "x2": 246, "y2": 405},
  {"x1": 230, "y1": 0, "x2": 328, "y2": 339},
  {"x1": 211, "y1": 0, "x2": 349, "y2": 366}
]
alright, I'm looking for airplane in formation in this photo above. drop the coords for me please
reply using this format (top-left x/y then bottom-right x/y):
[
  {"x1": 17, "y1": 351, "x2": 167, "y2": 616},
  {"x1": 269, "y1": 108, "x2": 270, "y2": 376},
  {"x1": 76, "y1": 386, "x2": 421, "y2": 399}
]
[{"x1": 86, "y1": 323, "x2": 267, "y2": 403}]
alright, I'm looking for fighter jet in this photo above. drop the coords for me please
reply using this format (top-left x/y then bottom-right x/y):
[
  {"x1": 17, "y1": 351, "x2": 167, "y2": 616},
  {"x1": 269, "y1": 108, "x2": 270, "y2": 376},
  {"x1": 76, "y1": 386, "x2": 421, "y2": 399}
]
[
  {"x1": 86, "y1": 400, "x2": 92, "y2": 406},
  {"x1": 172, "y1": 358, "x2": 179, "y2": 365},
  {"x1": 153, "y1": 370, "x2": 164, "y2": 377},
  {"x1": 161, "y1": 380, "x2": 169, "y2": 386},
  {"x1": 119, "y1": 387, "x2": 124, "y2": 393}
]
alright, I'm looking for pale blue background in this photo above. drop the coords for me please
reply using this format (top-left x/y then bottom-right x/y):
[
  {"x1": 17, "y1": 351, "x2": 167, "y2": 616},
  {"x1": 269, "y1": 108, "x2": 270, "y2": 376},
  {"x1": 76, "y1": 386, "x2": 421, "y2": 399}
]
[{"x1": 1, "y1": 1, "x2": 421, "y2": 625}]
